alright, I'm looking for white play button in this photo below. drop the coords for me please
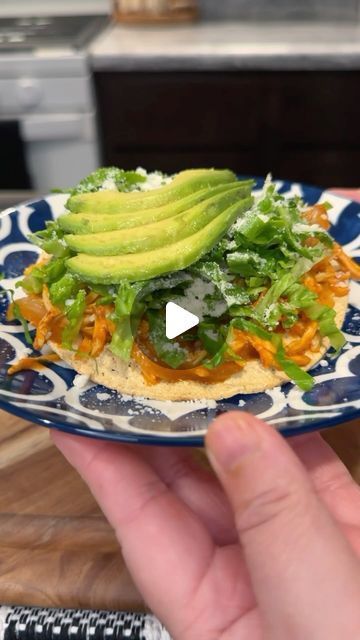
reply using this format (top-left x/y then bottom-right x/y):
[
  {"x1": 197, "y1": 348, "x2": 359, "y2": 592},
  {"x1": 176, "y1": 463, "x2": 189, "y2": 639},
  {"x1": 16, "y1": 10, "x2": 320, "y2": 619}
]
[{"x1": 165, "y1": 301, "x2": 199, "y2": 340}]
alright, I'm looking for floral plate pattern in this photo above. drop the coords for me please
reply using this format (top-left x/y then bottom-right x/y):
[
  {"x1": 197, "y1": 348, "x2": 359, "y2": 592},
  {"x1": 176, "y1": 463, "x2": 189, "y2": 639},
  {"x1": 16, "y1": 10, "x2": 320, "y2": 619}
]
[{"x1": 0, "y1": 179, "x2": 359, "y2": 446}]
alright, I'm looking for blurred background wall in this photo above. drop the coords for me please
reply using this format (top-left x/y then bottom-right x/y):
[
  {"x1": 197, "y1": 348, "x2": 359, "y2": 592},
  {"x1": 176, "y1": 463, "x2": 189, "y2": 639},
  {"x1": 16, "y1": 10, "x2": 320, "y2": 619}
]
[
  {"x1": 0, "y1": 0, "x2": 359, "y2": 196},
  {"x1": 200, "y1": 0, "x2": 359, "y2": 21}
]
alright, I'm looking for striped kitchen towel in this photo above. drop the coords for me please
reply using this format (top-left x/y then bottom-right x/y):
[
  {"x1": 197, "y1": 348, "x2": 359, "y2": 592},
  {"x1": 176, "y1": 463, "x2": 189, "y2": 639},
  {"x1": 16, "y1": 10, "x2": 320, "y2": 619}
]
[{"x1": 0, "y1": 606, "x2": 172, "y2": 640}]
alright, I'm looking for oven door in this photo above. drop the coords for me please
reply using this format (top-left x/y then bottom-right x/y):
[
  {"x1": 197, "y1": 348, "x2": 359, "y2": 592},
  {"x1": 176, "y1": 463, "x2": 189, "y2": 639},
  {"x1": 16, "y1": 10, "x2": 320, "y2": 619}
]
[
  {"x1": 20, "y1": 112, "x2": 100, "y2": 193},
  {"x1": 0, "y1": 119, "x2": 31, "y2": 189}
]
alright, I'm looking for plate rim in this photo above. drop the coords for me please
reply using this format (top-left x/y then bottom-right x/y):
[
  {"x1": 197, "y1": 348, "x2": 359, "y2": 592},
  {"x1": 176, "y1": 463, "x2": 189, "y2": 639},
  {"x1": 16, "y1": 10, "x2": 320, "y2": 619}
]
[{"x1": 1, "y1": 393, "x2": 360, "y2": 445}]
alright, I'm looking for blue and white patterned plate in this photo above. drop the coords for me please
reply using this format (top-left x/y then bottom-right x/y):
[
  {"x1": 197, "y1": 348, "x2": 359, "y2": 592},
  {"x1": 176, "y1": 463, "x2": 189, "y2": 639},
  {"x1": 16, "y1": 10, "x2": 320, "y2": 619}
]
[{"x1": 0, "y1": 179, "x2": 359, "y2": 446}]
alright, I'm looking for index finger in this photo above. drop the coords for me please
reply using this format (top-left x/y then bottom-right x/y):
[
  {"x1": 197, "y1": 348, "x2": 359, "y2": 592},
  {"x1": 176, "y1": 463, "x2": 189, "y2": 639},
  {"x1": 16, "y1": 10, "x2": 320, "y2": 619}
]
[
  {"x1": 328, "y1": 188, "x2": 360, "y2": 202},
  {"x1": 51, "y1": 430, "x2": 215, "y2": 618}
]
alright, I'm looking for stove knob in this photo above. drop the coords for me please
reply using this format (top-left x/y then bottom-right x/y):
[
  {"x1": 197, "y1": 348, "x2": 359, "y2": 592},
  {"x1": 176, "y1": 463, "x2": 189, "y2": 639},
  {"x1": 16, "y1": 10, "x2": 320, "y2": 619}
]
[{"x1": 16, "y1": 78, "x2": 42, "y2": 109}]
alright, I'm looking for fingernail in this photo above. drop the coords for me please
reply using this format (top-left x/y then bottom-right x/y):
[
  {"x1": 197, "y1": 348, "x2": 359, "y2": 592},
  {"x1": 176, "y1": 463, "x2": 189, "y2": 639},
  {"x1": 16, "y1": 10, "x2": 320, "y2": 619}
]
[{"x1": 206, "y1": 413, "x2": 260, "y2": 472}]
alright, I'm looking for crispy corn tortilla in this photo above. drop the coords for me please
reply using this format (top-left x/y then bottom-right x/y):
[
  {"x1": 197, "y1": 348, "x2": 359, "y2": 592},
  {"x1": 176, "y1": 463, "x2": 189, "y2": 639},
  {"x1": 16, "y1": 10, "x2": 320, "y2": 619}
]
[{"x1": 49, "y1": 294, "x2": 348, "y2": 401}]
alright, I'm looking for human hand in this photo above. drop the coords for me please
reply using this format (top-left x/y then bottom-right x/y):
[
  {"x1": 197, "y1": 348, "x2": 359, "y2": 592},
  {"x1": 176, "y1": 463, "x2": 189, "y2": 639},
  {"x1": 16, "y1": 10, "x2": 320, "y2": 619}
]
[
  {"x1": 329, "y1": 188, "x2": 360, "y2": 203},
  {"x1": 52, "y1": 413, "x2": 360, "y2": 640}
]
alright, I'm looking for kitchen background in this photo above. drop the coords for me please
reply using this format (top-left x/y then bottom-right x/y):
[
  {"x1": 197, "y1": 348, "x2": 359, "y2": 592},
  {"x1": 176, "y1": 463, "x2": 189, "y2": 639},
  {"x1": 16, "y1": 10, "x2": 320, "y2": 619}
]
[{"x1": 0, "y1": 0, "x2": 359, "y2": 197}]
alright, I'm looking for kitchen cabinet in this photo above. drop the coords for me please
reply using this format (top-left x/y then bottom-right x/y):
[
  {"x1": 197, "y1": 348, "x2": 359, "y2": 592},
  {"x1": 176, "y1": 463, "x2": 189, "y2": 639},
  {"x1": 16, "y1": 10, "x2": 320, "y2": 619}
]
[{"x1": 95, "y1": 70, "x2": 360, "y2": 187}]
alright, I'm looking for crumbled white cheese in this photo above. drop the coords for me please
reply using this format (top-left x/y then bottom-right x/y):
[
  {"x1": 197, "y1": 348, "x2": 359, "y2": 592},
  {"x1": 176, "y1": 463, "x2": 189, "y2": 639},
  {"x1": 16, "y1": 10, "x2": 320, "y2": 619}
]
[
  {"x1": 120, "y1": 393, "x2": 135, "y2": 402},
  {"x1": 73, "y1": 373, "x2": 90, "y2": 388},
  {"x1": 96, "y1": 392, "x2": 111, "y2": 401},
  {"x1": 174, "y1": 279, "x2": 226, "y2": 321},
  {"x1": 99, "y1": 168, "x2": 173, "y2": 193},
  {"x1": 17, "y1": 347, "x2": 32, "y2": 359},
  {"x1": 160, "y1": 340, "x2": 185, "y2": 356},
  {"x1": 293, "y1": 223, "x2": 323, "y2": 234},
  {"x1": 65, "y1": 299, "x2": 75, "y2": 306},
  {"x1": 263, "y1": 303, "x2": 277, "y2": 324},
  {"x1": 319, "y1": 359, "x2": 328, "y2": 367},
  {"x1": 229, "y1": 250, "x2": 268, "y2": 270},
  {"x1": 100, "y1": 178, "x2": 118, "y2": 191},
  {"x1": 238, "y1": 399, "x2": 246, "y2": 407},
  {"x1": 135, "y1": 167, "x2": 173, "y2": 192},
  {"x1": 224, "y1": 239, "x2": 237, "y2": 251}
]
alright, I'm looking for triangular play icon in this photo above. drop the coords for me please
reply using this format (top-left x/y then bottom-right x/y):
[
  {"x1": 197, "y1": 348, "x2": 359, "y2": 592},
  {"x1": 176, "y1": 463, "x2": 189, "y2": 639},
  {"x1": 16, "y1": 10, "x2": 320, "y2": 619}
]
[{"x1": 165, "y1": 301, "x2": 199, "y2": 340}]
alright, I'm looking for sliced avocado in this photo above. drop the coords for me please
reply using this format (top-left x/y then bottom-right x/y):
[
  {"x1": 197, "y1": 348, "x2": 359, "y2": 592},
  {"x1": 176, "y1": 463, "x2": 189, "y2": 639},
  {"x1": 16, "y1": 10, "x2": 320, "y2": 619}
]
[
  {"x1": 64, "y1": 187, "x2": 251, "y2": 255},
  {"x1": 58, "y1": 181, "x2": 249, "y2": 234},
  {"x1": 67, "y1": 196, "x2": 253, "y2": 283},
  {"x1": 66, "y1": 169, "x2": 244, "y2": 214}
]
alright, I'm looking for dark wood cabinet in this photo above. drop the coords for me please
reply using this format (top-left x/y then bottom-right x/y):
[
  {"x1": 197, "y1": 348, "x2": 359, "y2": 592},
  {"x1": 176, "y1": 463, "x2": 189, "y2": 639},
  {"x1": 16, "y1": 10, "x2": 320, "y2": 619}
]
[{"x1": 94, "y1": 70, "x2": 360, "y2": 188}]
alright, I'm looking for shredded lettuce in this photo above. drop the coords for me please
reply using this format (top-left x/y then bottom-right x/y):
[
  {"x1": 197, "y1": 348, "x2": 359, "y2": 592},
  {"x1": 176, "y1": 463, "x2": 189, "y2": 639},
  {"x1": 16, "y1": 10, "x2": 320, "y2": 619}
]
[
  {"x1": 11, "y1": 298, "x2": 32, "y2": 345},
  {"x1": 147, "y1": 310, "x2": 187, "y2": 368},
  {"x1": 29, "y1": 221, "x2": 70, "y2": 259},
  {"x1": 231, "y1": 318, "x2": 315, "y2": 390},
  {"x1": 61, "y1": 290, "x2": 86, "y2": 350},
  {"x1": 305, "y1": 303, "x2": 346, "y2": 352},
  {"x1": 254, "y1": 258, "x2": 314, "y2": 323},
  {"x1": 198, "y1": 321, "x2": 225, "y2": 356},
  {"x1": 19, "y1": 258, "x2": 67, "y2": 295},
  {"x1": 49, "y1": 273, "x2": 79, "y2": 308},
  {"x1": 109, "y1": 281, "x2": 144, "y2": 361},
  {"x1": 231, "y1": 317, "x2": 273, "y2": 341},
  {"x1": 226, "y1": 181, "x2": 333, "y2": 281},
  {"x1": 192, "y1": 262, "x2": 252, "y2": 307},
  {"x1": 274, "y1": 341, "x2": 314, "y2": 392},
  {"x1": 109, "y1": 273, "x2": 192, "y2": 361},
  {"x1": 64, "y1": 167, "x2": 147, "y2": 197},
  {"x1": 227, "y1": 250, "x2": 276, "y2": 277}
]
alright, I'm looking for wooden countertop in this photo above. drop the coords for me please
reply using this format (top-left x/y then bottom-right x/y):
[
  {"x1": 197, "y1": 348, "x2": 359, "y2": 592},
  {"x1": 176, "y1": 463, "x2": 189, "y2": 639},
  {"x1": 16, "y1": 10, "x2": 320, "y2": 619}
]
[
  {"x1": 0, "y1": 411, "x2": 144, "y2": 612},
  {"x1": 0, "y1": 409, "x2": 359, "y2": 611}
]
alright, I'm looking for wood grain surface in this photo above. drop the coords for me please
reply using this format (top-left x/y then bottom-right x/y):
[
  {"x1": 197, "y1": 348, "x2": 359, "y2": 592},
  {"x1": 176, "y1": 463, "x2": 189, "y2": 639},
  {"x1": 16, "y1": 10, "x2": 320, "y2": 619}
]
[
  {"x1": 0, "y1": 411, "x2": 144, "y2": 611},
  {"x1": 0, "y1": 409, "x2": 359, "y2": 611}
]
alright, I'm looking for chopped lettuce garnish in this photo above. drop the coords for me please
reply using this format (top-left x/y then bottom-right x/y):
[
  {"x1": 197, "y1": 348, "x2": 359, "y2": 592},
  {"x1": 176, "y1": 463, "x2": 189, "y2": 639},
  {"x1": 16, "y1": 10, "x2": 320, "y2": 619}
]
[
  {"x1": 274, "y1": 341, "x2": 314, "y2": 392},
  {"x1": 109, "y1": 281, "x2": 144, "y2": 361},
  {"x1": 19, "y1": 257, "x2": 67, "y2": 296},
  {"x1": 231, "y1": 319, "x2": 314, "y2": 391},
  {"x1": 305, "y1": 303, "x2": 346, "y2": 352},
  {"x1": 147, "y1": 310, "x2": 187, "y2": 368},
  {"x1": 58, "y1": 166, "x2": 172, "y2": 199},
  {"x1": 109, "y1": 273, "x2": 192, "y2": 361},
  {"x1": 49, "y1": 273, "x2": 79, "y2": 309},
  {"x1": 29, "y1": 222, "x2": 70, "y2": 258},
  {"x1": 231, "y1": 317, "x2": 274, "y2": 341},
  {"x1": 64, "y1": 167, "x2": 147, "y2": 196},
  {"x1": 198, "y1": 321, "x2": 225, "y2": 357},
  {"x1": 61, "y1": 290, "x2": 86, "y2": 350},
  {"x1": 12, "y1": 298, "x2": 32, "y2": 344},
  {"x1": 254, "y1": 258, "x2": 314, "y2": 326},
  {"x1": 191, "y1": 262, "x2": 252, "y2": 307},
  {"x1": 227, "y1": 250, "x2": 276, "y2": 277}
]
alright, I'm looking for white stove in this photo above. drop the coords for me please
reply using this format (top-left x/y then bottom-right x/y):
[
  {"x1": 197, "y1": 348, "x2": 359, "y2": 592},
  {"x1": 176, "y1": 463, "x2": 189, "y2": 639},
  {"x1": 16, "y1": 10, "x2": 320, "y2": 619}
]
[{"x1": 0, "y1": 12, "x2": 109, "y2": 191}]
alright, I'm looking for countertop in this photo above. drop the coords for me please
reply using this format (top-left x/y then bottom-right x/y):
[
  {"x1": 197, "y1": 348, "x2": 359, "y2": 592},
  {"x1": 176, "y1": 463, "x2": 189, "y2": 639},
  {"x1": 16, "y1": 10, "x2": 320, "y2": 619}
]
[
  {"x1": 0, "y1": 411, "x2": 144, "y2": 612},
  {"x1": 0, "y1": 409, "x2": 359, "y2": 610},
  {"x1": 89, "y1": 21, "x2": 360, "y2": 71}
]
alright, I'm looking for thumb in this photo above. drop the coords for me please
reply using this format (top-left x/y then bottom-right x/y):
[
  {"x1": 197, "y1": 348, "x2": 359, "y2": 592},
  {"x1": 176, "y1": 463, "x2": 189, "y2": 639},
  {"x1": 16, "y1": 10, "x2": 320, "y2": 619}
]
[{"x1": 205, "y1": 412, "x2": 360, "y2": 639}]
